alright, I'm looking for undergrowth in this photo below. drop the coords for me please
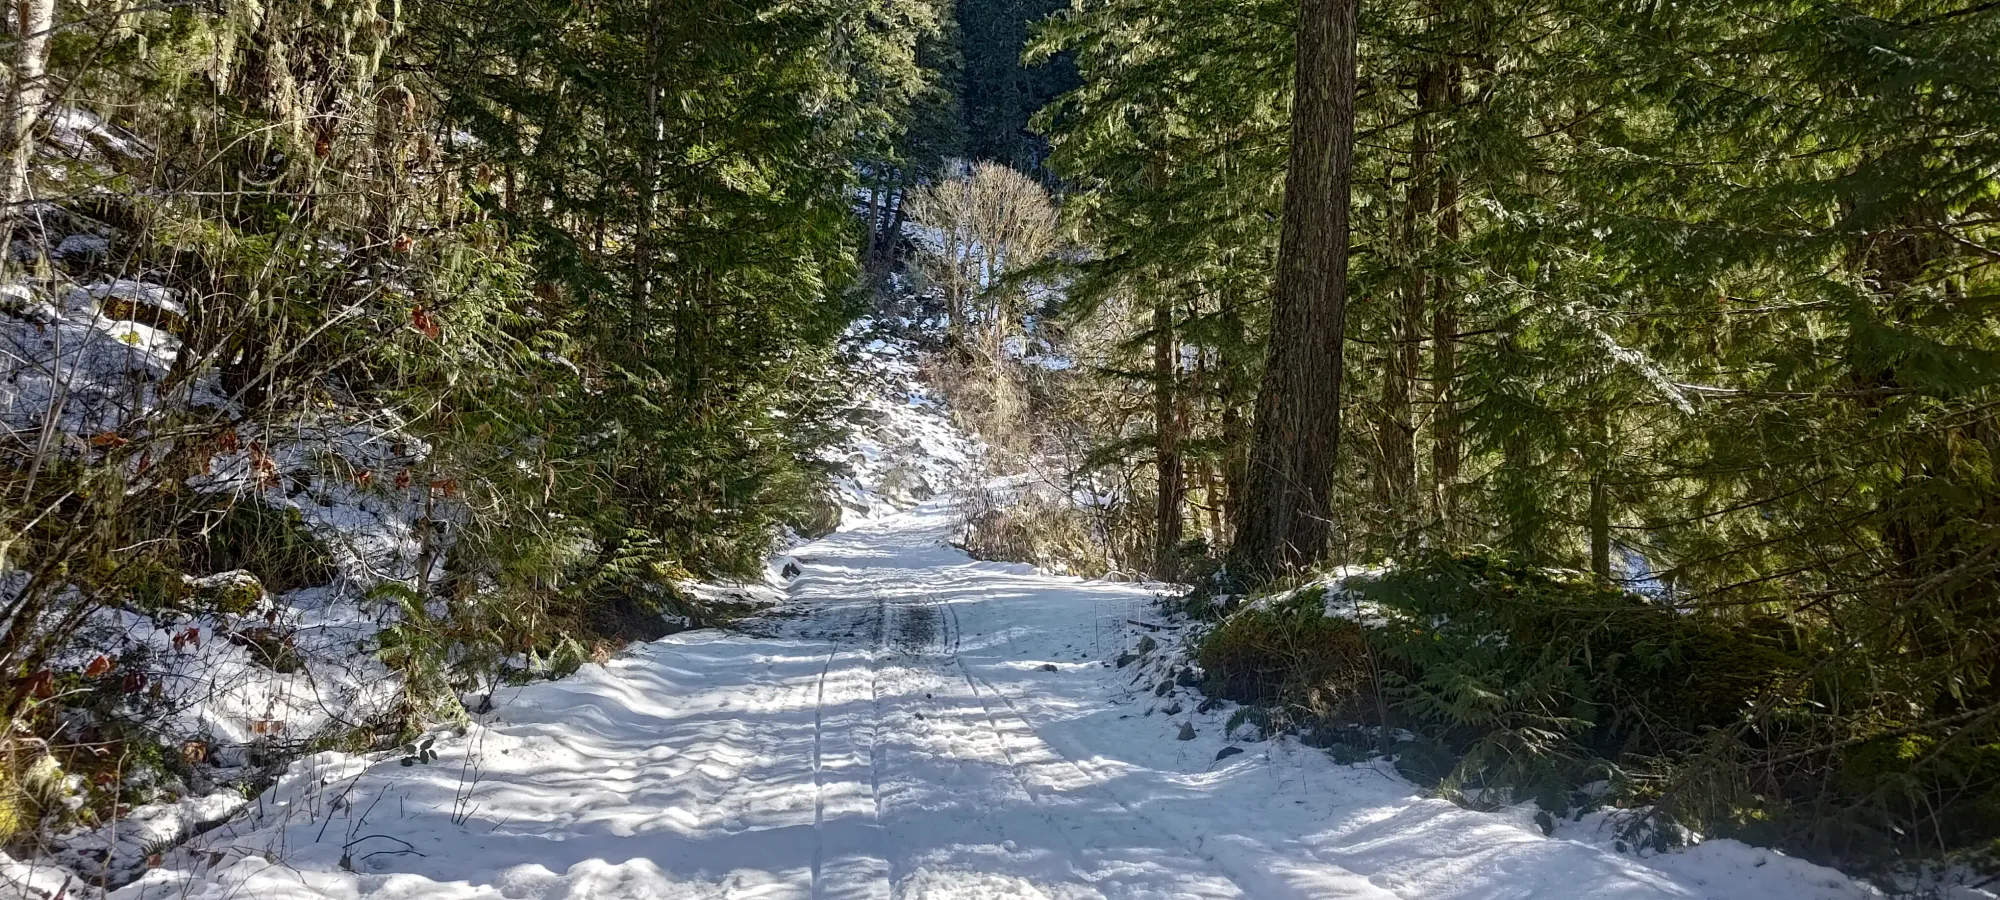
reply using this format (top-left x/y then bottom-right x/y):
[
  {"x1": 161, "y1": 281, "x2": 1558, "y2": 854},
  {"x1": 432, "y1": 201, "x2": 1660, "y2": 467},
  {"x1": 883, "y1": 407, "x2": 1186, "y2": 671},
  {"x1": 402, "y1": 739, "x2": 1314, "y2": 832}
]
[
  {"x1": 956, "y1": 482, "x2": 1118, "y2": 577},
  {"x1": 1195, "y1": 552, "x2": 2000, "y2": 884}
]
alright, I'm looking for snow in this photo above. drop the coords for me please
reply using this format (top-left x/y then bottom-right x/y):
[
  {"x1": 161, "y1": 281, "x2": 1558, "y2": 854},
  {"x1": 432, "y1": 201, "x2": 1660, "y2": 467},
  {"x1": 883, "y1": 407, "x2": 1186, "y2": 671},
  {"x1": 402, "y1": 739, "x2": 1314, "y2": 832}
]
[
  {"x1": 0, "y1": 279, "x2": 211, "y2": 436},
  {"x1": 45, "y1": 107, "x2": 148, "y2": 161},
  {"x1": 823, "y1": 325, "x2": 979, "y2": 523},
  {"x1": 0, "y1": 850, "x2": 91, "y2": 900},
  {"x1": 112, "y1": 495, "x2": 1890, "y2": 900},
  {"x1": 0, "y1": 274, "x2": 439, "y2": 886}
]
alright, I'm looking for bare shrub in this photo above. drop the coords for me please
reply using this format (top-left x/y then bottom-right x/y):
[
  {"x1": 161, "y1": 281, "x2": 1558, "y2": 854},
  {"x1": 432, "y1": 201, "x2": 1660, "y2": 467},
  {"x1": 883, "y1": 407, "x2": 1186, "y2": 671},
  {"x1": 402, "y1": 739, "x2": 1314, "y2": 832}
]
[
  {"x1": 955, "y1": 481, "x2": 1113, "y2": 577},
  {"x1": 906, "y1": 161, "x2": 1061, "y2": 353}
]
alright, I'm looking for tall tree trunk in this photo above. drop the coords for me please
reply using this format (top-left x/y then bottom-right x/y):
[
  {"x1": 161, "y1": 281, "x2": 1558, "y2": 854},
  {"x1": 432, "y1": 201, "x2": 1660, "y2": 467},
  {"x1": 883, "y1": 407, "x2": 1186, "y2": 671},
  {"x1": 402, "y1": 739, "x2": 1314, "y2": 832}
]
[
  {"x1": 1153, "y1": 291, "x2": 1185, "y2": 577},
  {"x1": 860, "y1": 179, "x2": 884, "y2": 266},
  {"x1": 1430, "y1": 166, "x2": 1462, "y2": 539},
  {"x1": 634, "y1": 1, "x2": 662, "y2": 334},
  {"x1": 866, "y1": 174, "x2": 909, "y2": 280},
  {"x1": 1229, "y1": 0, "x2": 1361, "y2": 578},
  {"x1": 1, "y1": 0, "x2": 54, "y2": 243},
  {"x1": 1378, "y1": 65, "x2": 1444, "y2": 539},
  {"x1": 1218, "y1": 289, "x2": 1252, "y2": 526},
  {"x1": 1588, "y1": 407, "x2": 1611, "y2": 580}
]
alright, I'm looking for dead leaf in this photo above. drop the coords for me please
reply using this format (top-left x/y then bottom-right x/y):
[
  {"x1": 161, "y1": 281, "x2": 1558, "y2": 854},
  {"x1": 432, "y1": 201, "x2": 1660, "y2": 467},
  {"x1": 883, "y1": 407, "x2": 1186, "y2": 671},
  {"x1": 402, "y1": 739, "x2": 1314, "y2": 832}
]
[{"x1": 411, "y1": 306, "x2": 441, "y2": 340}]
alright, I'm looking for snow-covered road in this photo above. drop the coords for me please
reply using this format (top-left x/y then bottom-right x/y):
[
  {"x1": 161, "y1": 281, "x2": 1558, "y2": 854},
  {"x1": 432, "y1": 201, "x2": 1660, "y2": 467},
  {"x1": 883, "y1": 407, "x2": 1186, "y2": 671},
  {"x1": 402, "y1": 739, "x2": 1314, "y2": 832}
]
[{"x1": 117, "y1": 499, "x2": 1876, "y2": 900}]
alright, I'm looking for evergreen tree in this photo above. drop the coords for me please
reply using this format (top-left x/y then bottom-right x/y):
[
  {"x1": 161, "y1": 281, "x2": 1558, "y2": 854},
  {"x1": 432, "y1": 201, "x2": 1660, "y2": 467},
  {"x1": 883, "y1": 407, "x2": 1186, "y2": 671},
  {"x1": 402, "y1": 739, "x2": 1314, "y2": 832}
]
[{"x1": 1229, "y1": 0, "x2": 1361, "y2": 578}]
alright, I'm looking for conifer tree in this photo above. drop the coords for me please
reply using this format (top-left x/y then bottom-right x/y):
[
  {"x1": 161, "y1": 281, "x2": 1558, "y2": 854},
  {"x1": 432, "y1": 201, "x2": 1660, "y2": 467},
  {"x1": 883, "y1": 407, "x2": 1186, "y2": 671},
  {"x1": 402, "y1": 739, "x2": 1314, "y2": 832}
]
[{"x1": 1229, "y1": 0, "x2": 1361, "y2": 577}]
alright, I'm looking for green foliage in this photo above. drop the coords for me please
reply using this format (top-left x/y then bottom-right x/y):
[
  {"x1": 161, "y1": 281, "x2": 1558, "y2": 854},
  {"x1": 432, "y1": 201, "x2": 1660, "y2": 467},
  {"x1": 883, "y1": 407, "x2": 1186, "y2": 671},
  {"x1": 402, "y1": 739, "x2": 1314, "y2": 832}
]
[
  {"x1": 1197, "y1": 586, "x2": 1371, "y2": 721},
  {"x1": 1035, "y1": 0, "x2": 2000, "y2": 875},
  {"x1": 1199, "y1": 553, "x2": 2000, "y2": 873},
  {"x1": 960, "y1": 0, "x2": 1075, "y2": 167},
  {"x1": 199, "y1": 501, "x2": 333, "y2": 595},
  {"x1": 400, "y1": 737, "x2": 439, "y2": 766},
  {"x1": 1355, "y1": 555, "x2": 1805, "y2": 808}
]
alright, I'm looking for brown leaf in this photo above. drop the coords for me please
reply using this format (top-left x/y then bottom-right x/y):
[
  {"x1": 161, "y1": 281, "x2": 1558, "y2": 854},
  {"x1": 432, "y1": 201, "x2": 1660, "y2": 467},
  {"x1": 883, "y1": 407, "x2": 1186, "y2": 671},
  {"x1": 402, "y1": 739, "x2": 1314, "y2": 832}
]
[
  {"x1": 411, "y1": 306, "x2": 441, "y2": 340},
  {"x1": 248, "y1": 443, "x2": 280, "y2": 490}
]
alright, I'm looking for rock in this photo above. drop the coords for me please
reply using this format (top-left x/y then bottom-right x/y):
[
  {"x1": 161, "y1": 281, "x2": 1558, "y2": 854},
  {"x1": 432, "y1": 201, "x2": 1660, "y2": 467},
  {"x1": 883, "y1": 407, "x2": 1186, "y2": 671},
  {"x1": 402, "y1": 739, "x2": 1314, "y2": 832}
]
[
  {"x1": 1115, "y1": 652, "x2": 1138, "y2": 668},
  {"x1": 877, "y1": 466, "x2": 935, "y2": 504},
  {"x1": 77, "y1": 279, "x2": 186, "y2": 333},
  {"x1": 1177, "y1": 722, "x2": 1196, "y2": 741},
  {"x1": 1163, "y1": 702, "x2": 1182, "y2": 715},
  {"x1": 1176, "y1": 667, "x2": 1202, "y2": 687},
  {"x1": 781, "y1": 561, "x2": 802, "y2": 578},
  {"x1": 55, "y1": 233, "x2": 109, "y2": 261},
  {"x1": 0, "y1": 281, "x2": 58, "y2": 324},
  {"x1": 1196, "y1": 697, "x2": 1222, "y2": 714},
  {"x1": 1038, "y1": 663, "x2": 1058, "y2": 672},
  {"x1": 1214, "y1": 746, "x2": 1244, "y2": 761},
  {"x1": 1153, "y1": 680, "x2": 1173, "y2": 697},
  {"x1": 182, "y1": 570, "x2": 265, "y2": 615},
  {"x1": 1135, "y1": 635, "x2": 1157, "y2": 655}
]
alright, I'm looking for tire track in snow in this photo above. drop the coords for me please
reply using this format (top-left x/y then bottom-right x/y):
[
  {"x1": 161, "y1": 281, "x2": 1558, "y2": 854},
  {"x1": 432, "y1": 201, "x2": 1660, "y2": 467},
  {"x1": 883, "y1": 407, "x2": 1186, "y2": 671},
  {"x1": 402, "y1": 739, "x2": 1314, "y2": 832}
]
[
  {"x1": 799, "y1": 588, "x2": 894, "y2": 900},
  {"x1": 867, "y1": 589, "x2": 898, "y2": 896},
  {"x1": 928, "y1": 592, "x2": 1135, "y2": 900},
  {"x1": 810, "y1": 643, "x2": 838, "y2": 900}
]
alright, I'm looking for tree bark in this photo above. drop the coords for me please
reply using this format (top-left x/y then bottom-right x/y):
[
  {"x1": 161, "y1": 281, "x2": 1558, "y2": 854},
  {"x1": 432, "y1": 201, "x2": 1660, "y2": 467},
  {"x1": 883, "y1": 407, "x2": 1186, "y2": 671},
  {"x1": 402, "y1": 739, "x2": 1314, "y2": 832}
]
[
  {"x1": 634, "y1": 0, "x2": 662, "y2": 331},
  {"x1": 1218, "y1": 292, "x2": 1252, "y2": 526},
  {"x1": 1153, "y1": 291, "x2": 1185, "y2": 577},
  {"x1": 1229, "y1": 0, "x2": 1361, "y2": 578},
  {"x1": 861, "y1": 179, "x2": 884, "y2": 265},
  {"x1": 1378, "y1": 65, "x2": 1445, "y2": 536},
  {"x1": 1588, "y1": 407, "x2": 1611, "y2": 580},
  {"x1": 867, "y1": 177, "x2": 910, "y2": 280},
  {"x1": 1, "y1": 0, "x2": 55, "y2": 241},
  {"x1": 1429, "y1": 165, "x2": 1462, "y2": 537}
]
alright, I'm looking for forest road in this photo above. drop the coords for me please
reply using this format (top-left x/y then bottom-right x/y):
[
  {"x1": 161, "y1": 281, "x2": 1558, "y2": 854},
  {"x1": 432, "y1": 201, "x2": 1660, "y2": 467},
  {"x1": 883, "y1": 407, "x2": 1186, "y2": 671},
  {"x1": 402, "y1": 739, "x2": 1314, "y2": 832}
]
[{"x1": 117, "y1": 496, "x2": 1872, "y2": 900}]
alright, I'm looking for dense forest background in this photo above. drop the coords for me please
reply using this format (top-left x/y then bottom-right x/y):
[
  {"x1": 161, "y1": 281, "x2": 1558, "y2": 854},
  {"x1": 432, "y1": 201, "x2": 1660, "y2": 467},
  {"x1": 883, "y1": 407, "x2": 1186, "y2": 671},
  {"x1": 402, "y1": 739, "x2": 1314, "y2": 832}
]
[{"x1": 1, "y1": 0, "x2": 1997, "y2": 891}]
